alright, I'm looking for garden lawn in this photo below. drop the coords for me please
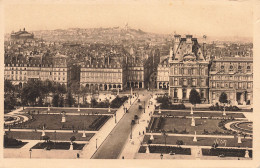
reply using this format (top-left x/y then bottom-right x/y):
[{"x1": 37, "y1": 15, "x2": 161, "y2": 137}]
[
  {"x1": 21, "y1": 108, "x2": 116, "y2": 114},
  {"x1": 138, "y1": 146, "x2": 191, "y2": 155},
  {"x1": 14, "y1": 114, "x2": 108, "y2": 130},
  {"x1": 153, "y1": 111, "x2": 245, "y2": 118},
  {"x1": 157, "y1": 117, "x2": 225, "y2": 134},
  {"x1": 143, "y1": 135, "x2": 252, "y2": 148},
  {"x1": 32, "y1": 142, "x2": 85, "y2": 150},
  {"x1": 6, "y1": 131, "x2": 94, "y2": 141},
  {"x1": 4, "y1": 142, "x2": 28, "y2": 148}
]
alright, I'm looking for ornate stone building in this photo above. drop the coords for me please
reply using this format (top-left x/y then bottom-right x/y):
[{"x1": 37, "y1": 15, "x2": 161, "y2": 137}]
[
  {"x1": 209, "y1": 57, "x2": 253, "y2": 105},
  {"x1": 157, "y1": 56, "x2": 169, "y2": 89},
  {"x1": 80, "y1": 57, "x2": 126, "y2": 91},
  {"x1": 168, "y1": 35, "x2": 210, "y2": 103}
]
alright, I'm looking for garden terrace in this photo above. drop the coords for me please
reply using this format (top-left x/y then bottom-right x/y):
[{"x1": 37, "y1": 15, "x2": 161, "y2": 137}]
[
  {"x1": 21, "y1": 108, "x2": 117, "y2": 114},
  {"x1": 148, "y1": 117, "x2": 227, "y2": 134},
  {"x1": 32, "y1": 142, "x2": 85, "y2": 150},
  {"x1": 138, "y1": 145, "x2": 191, "y2": 155},
  {"x1": 6, "y1": 114, "x2": 110, "y2": 131},
  {"x1": 153, "y1": 111, "x2": 245, "y2": 119},
  {"x1": 202, "y1": 148, "x2": 252, "y2": 158},
  {"x1": 5, "y1": 131, "x2": 95, "y2": 141},
  {"x1": 143, "y1": 135, "x2": 252, "y2": 148}
]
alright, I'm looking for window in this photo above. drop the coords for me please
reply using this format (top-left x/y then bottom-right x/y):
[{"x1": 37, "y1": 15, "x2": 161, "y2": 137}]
[
  {"x1": 212, "y1": 92, "x2": 216, "y2": 99},
  {"x1": 174, "y1": 78, "x2": 178, "y2": 86},
  {"x1": 183, "y1": 79, "x2": 187, "y2": 86},
  {"x1": 221, "y1": 83, "x2": 224, "y2": 88},
  {"x1": 247, "y1": 82, "x2": 251, "y2": 88},
  {"x1": 201, "y1": 90, "x2": 204, "y2": 98},
  {"x1": 229, "y1": 83, "x2": 233, "y2": 88},
  {"x1": 247, "y1": 66, "x2": 251, "y2": 71},
  {"x1": 212, "y1": 82, "x2": 216, "y2": 88},
  {"x1": 174, "y1": 89, "x2": 178, "y2": 98},
  {"x1": 192, "y1": 79, "x2": 196, "y2": 86},
  {"x1": 183, "y1": 89, "x2": 187, "y2": 98},
  {"x1": 238, "y1": 82, "x2": 242, "y2": 88}
]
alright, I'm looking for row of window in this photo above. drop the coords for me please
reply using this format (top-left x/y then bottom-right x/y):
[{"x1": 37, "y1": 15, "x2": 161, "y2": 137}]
[
  {"x1": 211, "y1": 82, "x2": 252, "y2": 89},
  {"x1": 211, "y1": 75, "x2": 253, "y2": 81},
  {"x1": 81, "y1": 78, "x2": 121, "y2": 83},
  {"x1": 81, "y1": 72, "x2": 121, "y2": 77},
  {"x1": 170, "y1": 78, "x2": 206, "y2": 86},
  {"x1": 170, "y1": 67, "x2": 208, "y2": 76}
]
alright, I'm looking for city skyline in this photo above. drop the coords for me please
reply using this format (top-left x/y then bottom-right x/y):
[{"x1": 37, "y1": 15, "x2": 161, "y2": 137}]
[{"x1": 4, "y1": 0, "x2": 253, "y2": 38}]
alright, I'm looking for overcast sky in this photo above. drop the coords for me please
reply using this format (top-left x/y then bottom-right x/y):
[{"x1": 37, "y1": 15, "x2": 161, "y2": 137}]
[{"x1": 4, "y1": 0, "x2": 253, "y2": 37}]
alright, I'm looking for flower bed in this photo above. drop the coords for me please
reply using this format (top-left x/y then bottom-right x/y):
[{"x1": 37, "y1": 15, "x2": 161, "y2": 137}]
[
  {"x1": 209, "y1": 105, "x2": 240, "y2": 111},
  {"x1": 4, "y1": 136, "x2": 28, "y2": 148},
  {"x1": 88, "y1": 115, "x2": 110, "y2": 131},
  {"x1": 110, "y1": 96, "x2": 128, "y2": 108},
  {"x1": 149, "y1": 117, "x2": 165, "y2": 132},
  {"x1": 202, "y1": 148, "x2": 252, "y2": 158},
  {"x1": 32, "y1": 141, "x2": 85, "y2": 150},
  {"x1": 139, "y1": 145, "x2": 191, "y2": 155}
]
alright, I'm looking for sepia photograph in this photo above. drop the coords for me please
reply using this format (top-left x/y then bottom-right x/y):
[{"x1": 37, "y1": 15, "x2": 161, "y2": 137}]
[{"x1": 1, "y1": 0, "x2": 259, "y2": 167}]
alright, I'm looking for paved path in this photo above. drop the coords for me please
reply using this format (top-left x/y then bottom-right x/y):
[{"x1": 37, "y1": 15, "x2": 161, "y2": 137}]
[
  {"x1": 78, "y1": 95, "x2": 138, "y2": 159},
  {"x1": 118, "y1": 95, "x2": 156, "y2": 159},
  {"x1": 91, "y1": 93, "x2": 150, "y2": 159}
]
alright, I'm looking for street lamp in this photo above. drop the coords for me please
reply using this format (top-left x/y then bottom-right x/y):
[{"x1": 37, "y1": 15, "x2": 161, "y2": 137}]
[
  {"x1": 96, "y1": 138, "x2": 98, "y2": 149},
  {"x1": 54, "y1": 130, "x2": 56, "y2": 147},
  {"x1": 29, "y1": 148, "x2": 32, "y2": 159},
  {"x1": 114, "y1": 113, "x2": 117, "y2": 123},
  {"x1": 160, "y1": 153, "x2": 163, "y2": 159}
]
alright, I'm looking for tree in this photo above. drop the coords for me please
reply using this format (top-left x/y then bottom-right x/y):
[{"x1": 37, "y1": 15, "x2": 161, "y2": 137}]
[
  {"x1": 189, "y1": 88, "x2": 201, "y2": 107},
  {"x1": 219, "y1": 92, "x2": 228, "y2": 105},
  {"x1": 52, "y1": 94, "x2": 59, "y2": 107},
  {"x1": 66, "y1": 91, "x2": 75, "y2": 107}
]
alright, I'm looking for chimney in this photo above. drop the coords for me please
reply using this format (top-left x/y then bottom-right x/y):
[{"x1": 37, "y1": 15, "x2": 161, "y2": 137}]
[
  {"x1": 186, "y1": 35, "x2": 192, "y2": 44},
  {"x1": 174, "y1": 35, "x2": 181, "y2": 54}
]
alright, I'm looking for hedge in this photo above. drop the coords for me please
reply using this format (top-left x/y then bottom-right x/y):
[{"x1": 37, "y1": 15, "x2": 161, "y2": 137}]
[{"x1": 202, "y1": 148, "x2": 252, "y2": 158}]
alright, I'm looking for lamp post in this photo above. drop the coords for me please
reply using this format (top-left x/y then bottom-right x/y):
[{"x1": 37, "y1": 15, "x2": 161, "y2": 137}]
[
  {"x1": 96, "y1": 138, "x2": 98, "y2": 149},
  {"x1": 114, "y1": 113, "x2": 117, "y2": 123},
  {"x1": 29, "y1": 148, "x2": 32, "y2": 159},
  {"x1": 143, "y1": 101, "x2": 146, "y2": 113},
  {"x1": 160, "y1": 153, "x2": 163, "y2": 159},
  {"x1": 54, "y1": 130, "x2": 56, "y2": 147}
]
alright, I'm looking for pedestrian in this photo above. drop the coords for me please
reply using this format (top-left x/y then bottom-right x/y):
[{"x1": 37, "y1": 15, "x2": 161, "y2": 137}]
[
  {"x1": 139, "y1": 131, "x2": 140, "y2": 135},
  {"x1": 143, "y1": 130, "x2": 145, "y2": 135},
  {"x1": 77, "y1": 153, "x2": 80, "y2": 158},
  {"x1": 122, "y1": 156, "x2": 124, "y2": 159}
]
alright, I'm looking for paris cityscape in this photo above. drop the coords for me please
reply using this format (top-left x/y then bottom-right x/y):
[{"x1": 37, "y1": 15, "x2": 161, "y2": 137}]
[{"x1": 3, "y1": 0, "x2": 254, "y2": 162}]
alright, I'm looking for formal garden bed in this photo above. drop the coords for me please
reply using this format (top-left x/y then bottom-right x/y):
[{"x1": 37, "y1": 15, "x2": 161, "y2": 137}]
[
  {"x1": 143, "y1": 135, "x2": 252, "y2": 148},
  {"x1": 202, "y1": 148, "x2": 252, "y2": 158},
  {"x1": 153, "y1": 111, "x2": 245, "y2": 119},
  {"x1": 32, "y1": 142, "x2": 85, "y2": 150},
  {"x1": 138, "y1": 145, "x2": 191, "y2": 155},
  {"x1": 5, "y1": 131, "x2": 95, "y2": 141},
  {"x1": 147, "y1": 117, "x2": 228, "y2": 134},
  {"x1": 4, "y1": 136, "x2": 28, "y2": 148},
  {"x1": 5, "y1": 114, "x2": 110, "y2": 131}
]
